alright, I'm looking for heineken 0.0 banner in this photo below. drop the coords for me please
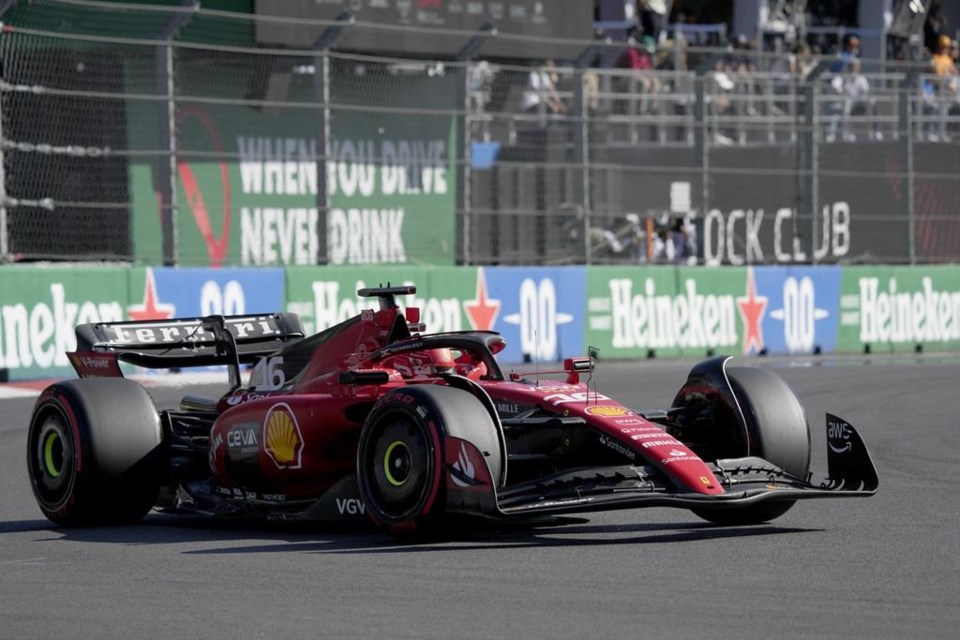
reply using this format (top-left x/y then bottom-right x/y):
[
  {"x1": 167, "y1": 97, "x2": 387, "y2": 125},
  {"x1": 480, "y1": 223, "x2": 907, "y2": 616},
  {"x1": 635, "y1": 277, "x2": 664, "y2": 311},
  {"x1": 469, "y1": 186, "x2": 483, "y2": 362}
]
[
  {"x1": 0, "y1": 267, "x2": 128, "y2": 380},
  {"x1": 7, "y1": 263, "x2": 960, "y2": 381},
  {"x1": 285, "y1": 265, "x2": 588, "y2": 364},
  {"x1": 127, "y1": 267, "x2": 286, "y2": 323},
  {"x1": 586, "y1": 266, "x2": 748, "y2": 359},
  {"x1": 285, "y1": 266, "x2": 480, "y2": 337},
  {"x1": 838, "y1": 265, "x2": 960, "y2": 353},
  {"x1": 585, "y1": 265, "x2": 847, "y2": 359},
  {"x1": 129, "y1": 59, "x2": 458, "y2": 267}
]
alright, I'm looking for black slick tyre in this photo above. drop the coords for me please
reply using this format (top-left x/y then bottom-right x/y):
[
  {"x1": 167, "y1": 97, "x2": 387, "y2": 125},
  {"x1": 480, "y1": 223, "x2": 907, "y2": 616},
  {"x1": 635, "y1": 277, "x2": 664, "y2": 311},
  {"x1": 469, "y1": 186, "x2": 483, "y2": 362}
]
[
  {"x1": 27, "y1": 379, "x2": 164, "y2": 526},
  {"x1": 357, "y1": 384, "x2": 501, "y2": 538},
  {"x1": 693, "y1": 366, "x2": 811, "y2": 526}
]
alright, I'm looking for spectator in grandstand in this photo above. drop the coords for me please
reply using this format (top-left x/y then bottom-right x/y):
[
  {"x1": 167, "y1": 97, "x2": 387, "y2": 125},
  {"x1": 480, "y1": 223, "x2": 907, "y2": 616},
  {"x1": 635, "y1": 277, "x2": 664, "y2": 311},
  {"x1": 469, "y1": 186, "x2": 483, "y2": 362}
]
[
  {"x1": 710, "y1": 58, "x2": 736, "y2": 145},
  {"x1": 648, "y1": 214, "x2": 695, "y2": 264},
  {"x1": 724, "y1": 34, "x2": 756, "y2": 75},
  {"x1": 468, "y1": 60, "x2": 497, "y2": 112},
  {"x1": 520, "y1": 58, "x2": 567, "y2": 119},
  {"x1": 668, "y1": 216, "x2": 695, "y2": 264},
  {"x1": 710, "y1": 35, "x2": 756, "y2": 145},
  {"x1": 790, "y1": 42, "x2": 817, "y2": 79},
  {"x1": 613, "y1": 35, "x2": 661, "y2": 115},
  {"x1": 830, "y1": 35, "x2": 861, "y2": 73},
  {"x1": 924, "y1": 36, "x2": 960, "y2": 139},
  {"x1": 931, "y1": 35, "x2": 958, "y2": 80},
  {"x1": 826, "y1": 56, "x2": 871, "y2": 142}
]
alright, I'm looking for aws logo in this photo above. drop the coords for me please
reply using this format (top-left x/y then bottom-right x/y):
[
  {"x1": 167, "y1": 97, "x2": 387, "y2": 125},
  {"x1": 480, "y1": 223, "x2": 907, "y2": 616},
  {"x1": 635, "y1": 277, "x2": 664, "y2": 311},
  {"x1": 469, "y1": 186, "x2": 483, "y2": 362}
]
[{"x1": 263, "y1": 403, "x2": 304, "y2": 469}]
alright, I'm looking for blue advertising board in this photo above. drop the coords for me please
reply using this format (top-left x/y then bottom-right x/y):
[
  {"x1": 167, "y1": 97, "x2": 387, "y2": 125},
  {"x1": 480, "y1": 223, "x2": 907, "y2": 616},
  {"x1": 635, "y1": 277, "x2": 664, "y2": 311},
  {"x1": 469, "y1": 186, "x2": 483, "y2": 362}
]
[
  {"x1": 753, "y1": 266, "x2": 842, "y2": 355},
  {"x1": 140, "y1": 267, "x2": 286, "y2": 319},
  {"x1": 129, "y1": 267, "x2": 285, "y2": 374},
  {"x1": 483, "y1": 266, "x2": 587, "y2": 363}
]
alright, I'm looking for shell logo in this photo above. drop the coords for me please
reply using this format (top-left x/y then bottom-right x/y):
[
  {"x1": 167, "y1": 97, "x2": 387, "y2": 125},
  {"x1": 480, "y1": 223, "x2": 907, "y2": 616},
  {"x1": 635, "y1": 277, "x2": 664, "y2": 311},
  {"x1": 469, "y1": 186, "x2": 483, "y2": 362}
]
[
  {"x1": 263, "y1": 403, "x2": 304, "y2": 469},
  {"x1": 585, "y1": 405, "x2": 630, "y2": 417}
]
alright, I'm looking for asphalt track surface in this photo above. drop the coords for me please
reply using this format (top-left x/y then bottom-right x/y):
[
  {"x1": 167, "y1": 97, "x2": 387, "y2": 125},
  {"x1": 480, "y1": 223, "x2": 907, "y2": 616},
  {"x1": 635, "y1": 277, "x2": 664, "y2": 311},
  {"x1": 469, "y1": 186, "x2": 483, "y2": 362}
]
[{"x1": 1, "y1": 357, "x2": 959, "y2": 639}]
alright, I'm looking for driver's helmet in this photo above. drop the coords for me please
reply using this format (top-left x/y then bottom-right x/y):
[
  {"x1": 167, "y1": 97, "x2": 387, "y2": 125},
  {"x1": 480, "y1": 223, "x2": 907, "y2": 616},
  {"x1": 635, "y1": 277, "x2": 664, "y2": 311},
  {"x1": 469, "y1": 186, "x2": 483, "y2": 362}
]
[
  {"x1": 427, "y1": 347, "x2": 456, "y2": 374},
  {"x1": 386, "y1": 348, "x2": 456, "y2": 378}
]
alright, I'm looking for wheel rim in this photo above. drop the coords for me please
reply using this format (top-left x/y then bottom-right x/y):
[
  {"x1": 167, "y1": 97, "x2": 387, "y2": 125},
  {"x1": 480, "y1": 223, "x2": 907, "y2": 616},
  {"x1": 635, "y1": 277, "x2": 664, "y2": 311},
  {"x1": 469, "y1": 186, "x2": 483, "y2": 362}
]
[
  {"x1": 363, "y1": 412, "x2": 433, "y2": 521},
  {"x1": 29, "y1": 411, "x2": 76, "y2": 509},
  {"x1": 43, "y1": 431, "x2": 64, "y2": 478},
  {"x1": 383, "y1": 440, "x2": 412, "y2": 487}
]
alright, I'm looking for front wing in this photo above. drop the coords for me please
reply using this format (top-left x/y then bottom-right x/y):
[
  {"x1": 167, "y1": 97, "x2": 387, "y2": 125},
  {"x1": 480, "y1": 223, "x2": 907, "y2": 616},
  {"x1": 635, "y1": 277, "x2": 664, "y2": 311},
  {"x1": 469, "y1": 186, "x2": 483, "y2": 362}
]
[{"x1": 449, "y1": 413, "x2": 878, "y2": 519}]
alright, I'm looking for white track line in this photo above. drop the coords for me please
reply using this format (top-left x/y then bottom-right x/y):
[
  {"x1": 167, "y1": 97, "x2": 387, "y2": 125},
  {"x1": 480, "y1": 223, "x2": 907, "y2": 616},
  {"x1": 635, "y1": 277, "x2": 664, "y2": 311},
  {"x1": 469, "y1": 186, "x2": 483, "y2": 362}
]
[
  {"x1": 0, "y1": 371, "x2": 230, "y2": 400},
  {"x1": 0, "y1": 386, "x2": 47, "y2": 400}
]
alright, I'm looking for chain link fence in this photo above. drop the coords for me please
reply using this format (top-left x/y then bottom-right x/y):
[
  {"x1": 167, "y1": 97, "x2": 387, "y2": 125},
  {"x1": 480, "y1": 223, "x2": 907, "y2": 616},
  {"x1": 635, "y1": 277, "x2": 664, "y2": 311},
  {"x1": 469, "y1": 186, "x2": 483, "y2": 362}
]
[{"x1": 1, "y1": 0, "x2": 959, "y2": 267}]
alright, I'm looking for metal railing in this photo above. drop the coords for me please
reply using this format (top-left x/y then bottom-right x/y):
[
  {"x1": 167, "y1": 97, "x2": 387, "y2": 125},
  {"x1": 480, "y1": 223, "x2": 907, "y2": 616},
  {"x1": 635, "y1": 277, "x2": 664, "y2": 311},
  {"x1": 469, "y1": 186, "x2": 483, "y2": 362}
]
[{"x1": 0, "y1": 0, "x2": 959, "y2": 268}]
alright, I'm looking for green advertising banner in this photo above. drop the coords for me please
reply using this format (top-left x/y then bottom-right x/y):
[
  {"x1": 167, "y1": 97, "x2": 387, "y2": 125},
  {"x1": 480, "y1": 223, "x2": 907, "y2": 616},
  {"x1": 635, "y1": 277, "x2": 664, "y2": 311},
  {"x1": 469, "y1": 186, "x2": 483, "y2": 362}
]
[
  {"x1": 838, "y1": 265, "x2": 960, "y2": 353},
  {"x1": 128, "y1": 61, "x2": 458, "y2": 267},
  {"x1": 585, "y1": 266, "x2": 752, "y2": 359},
  {"x1": 0, "y1": 266, "x2": 129, "y2": 380},
  {"x1": 285, "y1": 266, "x2": 486, "y2": 336}
]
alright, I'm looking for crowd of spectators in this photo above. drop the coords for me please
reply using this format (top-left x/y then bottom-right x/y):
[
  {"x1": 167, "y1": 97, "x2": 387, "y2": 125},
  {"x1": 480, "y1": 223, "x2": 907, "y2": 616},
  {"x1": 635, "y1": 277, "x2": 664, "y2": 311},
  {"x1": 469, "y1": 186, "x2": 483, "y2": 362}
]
[{"x1": 469, "y1": 3, "x2": 958, "y2": 263}]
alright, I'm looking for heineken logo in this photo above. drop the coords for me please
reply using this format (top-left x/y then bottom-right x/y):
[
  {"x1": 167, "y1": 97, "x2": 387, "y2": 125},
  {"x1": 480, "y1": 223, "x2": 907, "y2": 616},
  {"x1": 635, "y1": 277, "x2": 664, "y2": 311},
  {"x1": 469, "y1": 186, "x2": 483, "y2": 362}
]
[
  {"x1": 0, "y1": 283, "x2": 123, "y2": 370},
  {"x1": 306, "y1": 279, "x2": 464, "y2": 336},
  {"x1": 594, "y1": 277, "x2": 738, "y2": 350},
  {"x1": 850, "y1": 276, "x2": 960, "y2": 344}
]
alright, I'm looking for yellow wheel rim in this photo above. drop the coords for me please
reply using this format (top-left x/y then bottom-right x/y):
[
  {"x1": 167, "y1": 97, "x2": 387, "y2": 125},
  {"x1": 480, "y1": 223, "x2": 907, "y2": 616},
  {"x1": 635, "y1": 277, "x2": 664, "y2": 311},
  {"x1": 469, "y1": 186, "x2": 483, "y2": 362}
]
[
  {"x1": 43, "y1": 431, "x2": 62, "y2": 478},
  {"x1": 383, "y1": 440, "x2": 409, "y2": 487}
]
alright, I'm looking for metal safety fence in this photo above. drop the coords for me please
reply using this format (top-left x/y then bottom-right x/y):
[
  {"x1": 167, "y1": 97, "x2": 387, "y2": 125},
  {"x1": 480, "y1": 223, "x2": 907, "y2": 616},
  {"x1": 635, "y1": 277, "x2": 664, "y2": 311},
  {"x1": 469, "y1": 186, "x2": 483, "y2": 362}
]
[{"x1": 1, "y1": 0, "x2": 959, "y2": 268}]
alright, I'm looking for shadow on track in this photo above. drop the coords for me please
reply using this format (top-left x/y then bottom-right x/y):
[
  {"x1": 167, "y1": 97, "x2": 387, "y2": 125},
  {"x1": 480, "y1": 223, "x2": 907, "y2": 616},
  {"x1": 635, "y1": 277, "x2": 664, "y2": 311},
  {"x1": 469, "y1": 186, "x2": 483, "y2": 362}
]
[
  {"x1": 0, "y1": 519, "x2": 57, "y2": 534},
  {"x1": 180, "y1": 518, "x2": 821, "y2": 555},
  {"x1": 4, "y1": 513, "x2": 820, "y2": 553},
  {"x1": 315, "y1": 521, "x2": 820, "y2": 554}
]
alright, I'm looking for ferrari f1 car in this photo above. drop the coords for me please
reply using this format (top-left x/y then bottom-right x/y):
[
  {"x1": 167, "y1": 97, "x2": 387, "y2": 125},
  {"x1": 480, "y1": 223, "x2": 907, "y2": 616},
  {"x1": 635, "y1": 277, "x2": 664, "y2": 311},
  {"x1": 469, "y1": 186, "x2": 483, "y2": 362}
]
[{"x1": 27, "y1": 285, "x2": 878, "y2": 537}]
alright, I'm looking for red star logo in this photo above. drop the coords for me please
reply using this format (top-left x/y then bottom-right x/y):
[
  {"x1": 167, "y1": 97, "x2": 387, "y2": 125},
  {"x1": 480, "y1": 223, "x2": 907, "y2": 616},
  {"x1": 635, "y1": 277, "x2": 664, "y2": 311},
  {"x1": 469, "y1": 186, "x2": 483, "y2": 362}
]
[
  {"x1": 463, "y1": 268, "x2": 501, "y2": 331},
  {"x1": 128, "y1": 268, "x2": 176, "y2": 321},
  {"x1": 737, "y1": 267, "x2": 768, "y2": 355}
]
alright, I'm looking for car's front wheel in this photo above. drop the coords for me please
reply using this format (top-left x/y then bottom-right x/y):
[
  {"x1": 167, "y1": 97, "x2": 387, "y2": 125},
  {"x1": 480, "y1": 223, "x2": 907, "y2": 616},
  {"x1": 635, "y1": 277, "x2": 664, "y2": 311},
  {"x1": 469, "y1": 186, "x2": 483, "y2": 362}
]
[
  {"x1": 357, "y1": 384, "x2": 502, "y2": 538},
  {"x1": 691, "y1": 366, "x2": 811, "y2": 526}
]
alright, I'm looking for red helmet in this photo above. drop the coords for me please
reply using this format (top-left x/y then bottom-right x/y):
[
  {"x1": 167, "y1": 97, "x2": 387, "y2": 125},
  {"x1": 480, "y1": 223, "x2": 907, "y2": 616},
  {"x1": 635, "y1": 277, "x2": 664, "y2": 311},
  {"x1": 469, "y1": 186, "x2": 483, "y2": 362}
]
[{"x1": 386, "y1": 348, "x2": 456, "y2": 378}]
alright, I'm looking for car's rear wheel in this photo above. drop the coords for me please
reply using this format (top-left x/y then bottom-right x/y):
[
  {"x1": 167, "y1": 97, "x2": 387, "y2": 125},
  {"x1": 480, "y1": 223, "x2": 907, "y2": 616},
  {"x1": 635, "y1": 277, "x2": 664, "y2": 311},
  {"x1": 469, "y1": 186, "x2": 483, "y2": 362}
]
[
  {"x1": 27, "y1": 379, "x2": 164, "y2": 526},
  {"x1": 692, "y1": 366, "x2": 811, "y2": 526}
]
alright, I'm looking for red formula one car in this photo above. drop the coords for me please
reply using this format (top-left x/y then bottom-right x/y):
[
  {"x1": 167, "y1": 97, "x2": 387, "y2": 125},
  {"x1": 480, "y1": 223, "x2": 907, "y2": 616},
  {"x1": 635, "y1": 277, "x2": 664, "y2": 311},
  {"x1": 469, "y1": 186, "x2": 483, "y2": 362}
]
[{"x1": 26, "y1": 286, "x2": 878, "y2": 538}]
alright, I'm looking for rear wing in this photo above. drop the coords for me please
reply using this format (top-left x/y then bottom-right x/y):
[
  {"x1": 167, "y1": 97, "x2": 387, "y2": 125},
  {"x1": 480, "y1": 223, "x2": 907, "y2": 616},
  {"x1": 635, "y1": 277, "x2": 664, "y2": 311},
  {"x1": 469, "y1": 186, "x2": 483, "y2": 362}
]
[{"x1": 69, "y1": 313, "x2": 305, "y2": 384}]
